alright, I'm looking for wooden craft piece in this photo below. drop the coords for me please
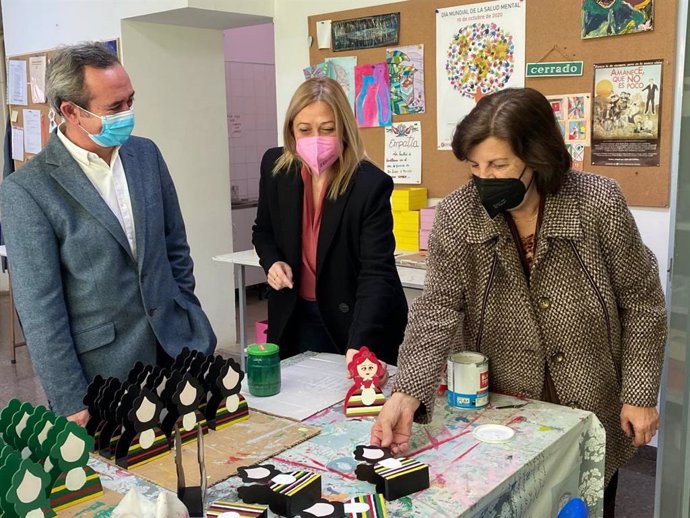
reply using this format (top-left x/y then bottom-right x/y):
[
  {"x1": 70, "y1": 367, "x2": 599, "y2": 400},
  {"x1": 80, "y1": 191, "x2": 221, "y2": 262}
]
[
  {"x1": 21, "y1": 405, "x2": 52, "y2": 463},
  {"x1": 4, "y1": 457, "x2": 54, "y2": 518},
  {"x1": 161, "y1": 372, "x2": 208, "y2": 445},
  {"x1": 175, "y1": 423, "x2": 206, "y2": 518},
  {"x1": 353, "y1": 445, "x2": 429, "y2": 501},
  {"x1": 10, "y1": 401, "x2": 37, "y2": 452},
  {"x1": 204, "y1": 356, "x2": 249, "y2": 430},
  {"x1": 47, "y1": 422, "x2": 103, "y2": 512},
  {"x1": 298, "y1": 498, "x2": 344, "y2": 518},
  {"x1": 237, "y1": 464, "x2": 321, "y2": 518},
  {"x1": 344, "y1": 347, "x2": 386, "y2": 418},
  {"x1": 115, "y1": 386, "x2": 169, "y2": 468},
  {"x1": 41, "y1": 416, "x2": 69, "y2": 483},
  {"x1": 103, "y1": 382, "x2": 131, "y2": 458},
  {"x1": 127, "y1": 361, "x2": 152, "y2": 385},
  {"x1": 93, "y1": 378, "x2": 123, "y2": 456},
  {"x1": 0, "y1": 399, "x2": 23, "y2": 448},
  {"x1": 206, "y1": 500, "x2": 268, "y2": 518},
  {"x1": 82, "y1": 375, "x2": 107, "y2": 438},
  {"x1": 343, "y1": 494, "x2": 388, "y2": 517}
]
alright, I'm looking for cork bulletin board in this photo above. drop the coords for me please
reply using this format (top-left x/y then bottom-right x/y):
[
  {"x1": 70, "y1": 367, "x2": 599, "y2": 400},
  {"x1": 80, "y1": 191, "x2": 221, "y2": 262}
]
[
  {"x1": 6, "y1": 40, "x2": 119, "y2": 170},
  {"x1": 308, "y1": 0, "x2": 677, "y2": 207}
]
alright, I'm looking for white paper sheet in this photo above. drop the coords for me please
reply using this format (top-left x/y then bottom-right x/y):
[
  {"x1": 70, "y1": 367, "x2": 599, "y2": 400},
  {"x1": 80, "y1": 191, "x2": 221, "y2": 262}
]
[
  {"x1": 384, "y1": 121, "x2": 422, "y2": 184},
  {"x1": 11, "y1": 127, "x2": 24, "y2": 161},
  {"x1": 241, "y1": 353, "x2": 395, "y2": 421},
  {"x1": 317, "y1": 20, "x2": 332, "y2": 49},
  {"x1": 8, "y1": 60, "x2": 28, "y2": 105},
  {"x1": 29, "y1": 56, "x2": 47, "y2": 103},
  {"x1": 23, "y1": 109, "x2": 42, "y2": 154}
]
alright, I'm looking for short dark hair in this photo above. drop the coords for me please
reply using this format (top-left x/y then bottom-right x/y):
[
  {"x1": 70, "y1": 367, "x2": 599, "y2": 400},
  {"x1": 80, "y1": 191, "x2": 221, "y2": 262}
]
[
  {"x1": 451, "y1": 88, "x2": 572, "y2": 195},
  {"x1": 47, "y1": 42, "x2": 120, "y2": 114}
]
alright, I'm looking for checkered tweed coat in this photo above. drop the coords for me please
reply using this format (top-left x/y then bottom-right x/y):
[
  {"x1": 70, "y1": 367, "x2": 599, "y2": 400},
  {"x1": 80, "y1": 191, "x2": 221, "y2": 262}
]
[{"x1": 393, "y1": 171, "x2": 667, "y2": 484}]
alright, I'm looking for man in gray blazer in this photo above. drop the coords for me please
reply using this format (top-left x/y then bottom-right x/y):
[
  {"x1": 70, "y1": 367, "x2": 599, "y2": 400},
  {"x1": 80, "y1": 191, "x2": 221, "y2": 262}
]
[{"x1": 0, "y1": 43, "x2": 216, "y2": 423}]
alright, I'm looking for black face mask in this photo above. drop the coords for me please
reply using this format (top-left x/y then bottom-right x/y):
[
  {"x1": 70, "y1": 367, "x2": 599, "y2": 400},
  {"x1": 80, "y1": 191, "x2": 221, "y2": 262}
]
[{"x1": 472, "y1": 167, "x2": 530, "y2": 219}]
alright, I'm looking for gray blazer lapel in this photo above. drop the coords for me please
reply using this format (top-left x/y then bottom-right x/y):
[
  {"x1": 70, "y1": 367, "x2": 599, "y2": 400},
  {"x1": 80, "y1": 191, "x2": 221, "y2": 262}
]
[
  {"x1": 46, "y1": 136, "x2": 134, "y2": 260},
  {"x1": 119, "y1": 146, "x2": 146, "y2": 268}
]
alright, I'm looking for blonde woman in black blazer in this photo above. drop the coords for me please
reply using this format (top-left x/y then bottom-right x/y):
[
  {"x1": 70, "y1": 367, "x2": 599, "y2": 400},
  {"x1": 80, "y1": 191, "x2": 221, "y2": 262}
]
[{"x1": 252, "y1": 78, "x2": 407, "y2": 366}]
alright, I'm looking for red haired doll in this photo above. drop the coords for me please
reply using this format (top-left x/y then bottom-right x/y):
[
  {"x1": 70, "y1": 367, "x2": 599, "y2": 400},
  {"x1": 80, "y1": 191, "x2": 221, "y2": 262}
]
[{"x1": 344, "y1": 347, "x2": 386, "y2": 417}]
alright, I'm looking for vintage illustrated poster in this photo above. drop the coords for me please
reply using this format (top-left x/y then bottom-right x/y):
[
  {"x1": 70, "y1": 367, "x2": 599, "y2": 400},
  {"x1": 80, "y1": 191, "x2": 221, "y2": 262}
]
[
  {"x1": 582, "y1": 0, "x2": 654, "y2": 39},
  {"x1": 384, "y1": 121, "x2": 422, "y2": 184},
  {"x1": 386, "y1": 44, "x2": 425, "y2": 115},
  {"x1": 354, "y1": 63, "x2": 392, "y2": 128},
  {"x1": 436, "y1": 1, "x2": 526, "y2": 150},
  {"x1": 325, "y1": 56, "x2": 357, "y2": 112},
  {"x1": 547, "y1": 93, "x2": 592, "y2": 170},
  {"x1": 592, "y1": 60, "x2": 662, "y2": 166}
]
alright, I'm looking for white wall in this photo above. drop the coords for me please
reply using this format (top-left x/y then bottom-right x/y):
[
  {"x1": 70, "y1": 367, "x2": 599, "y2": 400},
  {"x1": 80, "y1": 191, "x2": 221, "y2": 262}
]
[
  {"x1": 122, "y1": 20, "x2": 235, "y2": 349},
  {"x1": 271, "y1": 0, "x2": 671, "y2": 291}
]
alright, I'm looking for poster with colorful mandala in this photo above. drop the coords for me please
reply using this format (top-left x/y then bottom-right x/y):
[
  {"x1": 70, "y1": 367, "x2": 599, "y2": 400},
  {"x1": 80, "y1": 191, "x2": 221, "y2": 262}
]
[{"x1": 436, "y1": 1, "x2": 526, "y2": 150}]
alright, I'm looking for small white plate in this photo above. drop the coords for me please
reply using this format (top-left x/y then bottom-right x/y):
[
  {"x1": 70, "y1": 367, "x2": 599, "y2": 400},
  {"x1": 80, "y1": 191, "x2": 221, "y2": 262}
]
[{"x1": 473, "y1": 424, "x2": 515, "y2": 443}]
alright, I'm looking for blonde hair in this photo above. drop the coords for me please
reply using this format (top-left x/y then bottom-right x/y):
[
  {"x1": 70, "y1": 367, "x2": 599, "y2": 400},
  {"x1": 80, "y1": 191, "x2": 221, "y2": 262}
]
[{"x1": 273, "y1": 77, "x2": 367, "y2": 200}]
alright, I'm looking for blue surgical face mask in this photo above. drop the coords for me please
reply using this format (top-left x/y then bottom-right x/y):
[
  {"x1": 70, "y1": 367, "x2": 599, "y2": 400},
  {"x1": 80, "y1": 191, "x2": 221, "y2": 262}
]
[{"x1": 76, "y1": 104, "x2": 135, "y2": 147}]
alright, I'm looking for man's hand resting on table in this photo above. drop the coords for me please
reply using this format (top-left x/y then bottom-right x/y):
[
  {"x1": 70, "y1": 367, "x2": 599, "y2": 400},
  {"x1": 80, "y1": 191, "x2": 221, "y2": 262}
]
[{"x1": 370, "y1": 392, "x2": 420, "y2": 454}]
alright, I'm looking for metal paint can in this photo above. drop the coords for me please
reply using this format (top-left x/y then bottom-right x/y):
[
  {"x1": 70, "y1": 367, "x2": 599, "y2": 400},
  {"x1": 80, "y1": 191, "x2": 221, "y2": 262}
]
[{"x1": 447, "y1": 351, "x2": 489, "y2": 409}]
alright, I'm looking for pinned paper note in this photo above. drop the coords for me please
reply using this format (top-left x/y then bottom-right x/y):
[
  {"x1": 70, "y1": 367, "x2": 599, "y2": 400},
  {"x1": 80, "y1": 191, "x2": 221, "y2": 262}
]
[
  {"x1": 8, "y1": 60, "x2": 28, "y2": 106},
  {"x1": 384, "y1": 121, "x2": 422, "y2": 184},
  {"x1": 10, "y1": 111, "x2": 18, "y2": 123},
  {"x1": 316, "y1": 20, "x2": 332, "y2": 49},
  {"x1": 29, "y1": 56, "x2": 47, "y2": 104},
  {"x1": 11, "y1": 128, "x2": 24, "y2": 161},
  {"x1": 23, "y1": 109, "x2": 42, "y2": 154}
]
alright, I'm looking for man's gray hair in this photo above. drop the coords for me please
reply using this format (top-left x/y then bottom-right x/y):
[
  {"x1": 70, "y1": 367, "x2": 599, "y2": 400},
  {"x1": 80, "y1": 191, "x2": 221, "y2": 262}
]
[{"x1": 46, "y1": 42, "x2": 120, "y2": 114}]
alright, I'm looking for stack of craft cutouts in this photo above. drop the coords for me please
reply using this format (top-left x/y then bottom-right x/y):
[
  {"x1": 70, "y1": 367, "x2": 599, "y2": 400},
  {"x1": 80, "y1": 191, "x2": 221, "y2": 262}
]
[
  {"x1": 0, "y1": 399, "x2": 104, "y2": 516},
  {"x1": 232, "y1": 461, "x2": 395, "y2": 518},
  {"x1": 83, "y1": 347, "x2": 249, "y2": 469}
]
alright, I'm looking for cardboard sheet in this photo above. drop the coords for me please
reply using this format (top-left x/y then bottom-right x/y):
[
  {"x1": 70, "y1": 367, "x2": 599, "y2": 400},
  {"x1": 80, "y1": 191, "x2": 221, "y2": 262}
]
[
  {"x1": 94, "y1": 410, "x2": 320, "y2": 491},
  {"x1": 59, "y1": 488, "x2": 123, "y2": 517}
]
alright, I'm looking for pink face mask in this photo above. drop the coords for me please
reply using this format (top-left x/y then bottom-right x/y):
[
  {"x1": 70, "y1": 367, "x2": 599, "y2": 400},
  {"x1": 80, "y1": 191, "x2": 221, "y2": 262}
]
[{"x1": 296, "y1": 136, "x2": 341, "y2": 176}]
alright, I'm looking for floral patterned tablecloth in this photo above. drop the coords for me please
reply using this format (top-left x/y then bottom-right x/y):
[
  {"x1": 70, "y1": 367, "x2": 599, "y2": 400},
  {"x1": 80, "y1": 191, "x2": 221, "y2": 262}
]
[{"x1": 89, "y1": 355, "x2": 605, "y2": 518}]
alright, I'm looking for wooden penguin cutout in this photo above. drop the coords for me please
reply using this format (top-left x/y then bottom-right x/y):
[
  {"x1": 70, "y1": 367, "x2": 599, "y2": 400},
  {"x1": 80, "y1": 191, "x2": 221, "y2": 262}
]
[
  {"x1": 93, "y1": 378, "x2": 123, "y2": 456},
  {"x1": 300, "y1": 496, "x2": 386, "y2": 518},
  {"x1": 82, "y1": 375, "x2": 107, "y2": 439},
  {"x1": 237, "y1": 464, "x2": 321, "y2": 518},
  {"x1": 46, "y1": 422, "x2": 103, "y2": 512},
  {"x1": 204, "y1": 356, "x2": 249, "y2": 430},
  {"x1": 344, "y1": 347, "x2": 386, "y2": 417},
  {"x1": 353, "y1": 444, "x2": 429, "y2": 501},
  {"x1": 2, "y1": 456, "x2": 54, "y2": 518},
  {"x1": 115, "y1": 386, "x2": 169, "y2": 468},
  {"x1": 161, "y1": 372, "x2": 208, "y2": 445}
]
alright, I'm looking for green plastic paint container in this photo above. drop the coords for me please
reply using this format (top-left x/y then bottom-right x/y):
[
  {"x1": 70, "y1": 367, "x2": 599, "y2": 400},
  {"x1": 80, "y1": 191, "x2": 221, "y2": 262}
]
[{"x1": 246, "y1": 343, "x2": 281, "y2": 397}]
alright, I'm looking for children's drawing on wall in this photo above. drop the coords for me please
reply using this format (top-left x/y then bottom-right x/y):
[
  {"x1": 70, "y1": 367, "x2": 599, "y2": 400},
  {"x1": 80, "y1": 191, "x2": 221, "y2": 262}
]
[
  {"x1": 354, "y1": 63, "x2": 392, "y2": 128},
  {"x1": 582, "y1": 0, "x2": 654, "y2": 39},
  {"x1": 592, "y1": 59, "x2": 662, "y2": 166},
  {"x1": 303, "y1": 62, "x2": 331, "y2": 80},
  {"x1": 325, "y1": 56, "x2": 357, "y2": 113},
  {"x1": 436, "y1": 0, "x2": 526, "y2": 150},
  {"x1": 331, "y1": 13, "x2": 400, "y2": 52},
  {"x1": 386, "y1": 44, "x2": 425, "y2": 115},
  {"x1": 547, "y1": 93, "x2": 591, "y2": 171}
]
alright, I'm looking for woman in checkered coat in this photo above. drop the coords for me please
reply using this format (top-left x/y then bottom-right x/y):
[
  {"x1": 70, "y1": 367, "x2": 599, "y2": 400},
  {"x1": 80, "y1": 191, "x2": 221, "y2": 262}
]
[{"x1": 371, "y1": 88, "x2": 667, "y2": 517}]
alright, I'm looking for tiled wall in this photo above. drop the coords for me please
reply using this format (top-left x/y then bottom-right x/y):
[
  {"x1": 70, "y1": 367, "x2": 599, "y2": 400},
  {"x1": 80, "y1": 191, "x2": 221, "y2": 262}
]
[
  {"x1": 225, "y1": 61, "x2": 277, "y2": 201},
  {"x1": 224, "y1": 24, "x2": 277, "y2": 203}
]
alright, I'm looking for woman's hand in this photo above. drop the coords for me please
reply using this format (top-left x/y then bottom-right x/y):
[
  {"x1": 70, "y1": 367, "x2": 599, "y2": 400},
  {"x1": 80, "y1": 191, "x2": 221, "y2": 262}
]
[
  {"x1": 345, "y1": 348, "x2": 389, "y2": 386},
  {"x1": 67, "y1": 408, "x2": 91, "y2": 427},
  {"x1": 370, "y1": 392, "x2": 420, "y2": 454},
  {"x1": 267, "y1": 261, "x2": 293, "y2": 290},
  {"x1": 620, "y1": 404, "x2": 659, "y2": 447}
]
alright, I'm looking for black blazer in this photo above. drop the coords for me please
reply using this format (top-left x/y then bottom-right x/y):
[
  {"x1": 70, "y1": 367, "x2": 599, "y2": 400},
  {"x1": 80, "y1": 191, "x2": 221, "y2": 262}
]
[{"x1": 252, "y1": 147, "x2": 407, "y2": 365}]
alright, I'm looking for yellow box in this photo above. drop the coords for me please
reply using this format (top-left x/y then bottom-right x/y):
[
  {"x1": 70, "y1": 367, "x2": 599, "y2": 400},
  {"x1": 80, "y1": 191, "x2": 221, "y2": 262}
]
[
  {"x1": 393, "y1": 210, "x2": 420, "y2": 232},
  {"x1": 392, "y1": 187, "x2": 428, "y2": 211}
]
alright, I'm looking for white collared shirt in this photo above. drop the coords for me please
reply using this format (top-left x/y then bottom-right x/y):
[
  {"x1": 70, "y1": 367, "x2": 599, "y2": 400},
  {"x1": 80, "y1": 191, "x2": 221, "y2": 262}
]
[{"x1": 57, "y1": 126, "x2": 137, "y2": 258}]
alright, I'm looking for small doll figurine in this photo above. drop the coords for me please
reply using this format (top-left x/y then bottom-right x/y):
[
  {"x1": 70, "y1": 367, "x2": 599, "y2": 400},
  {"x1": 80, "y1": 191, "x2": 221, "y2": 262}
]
[{"x1": 344, "y1": 347, "x2": 386, "y2": 418}]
